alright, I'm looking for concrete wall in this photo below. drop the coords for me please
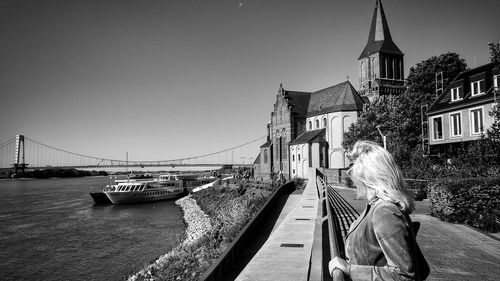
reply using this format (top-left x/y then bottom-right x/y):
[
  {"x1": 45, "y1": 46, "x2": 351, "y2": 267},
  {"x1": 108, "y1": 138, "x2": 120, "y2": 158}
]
[
  {"x1": 290, "y1": 143, "x2": 310, "y2": 179},
  {"x1": 305, "y1": 111, "x2": 358, "y2": 169}
]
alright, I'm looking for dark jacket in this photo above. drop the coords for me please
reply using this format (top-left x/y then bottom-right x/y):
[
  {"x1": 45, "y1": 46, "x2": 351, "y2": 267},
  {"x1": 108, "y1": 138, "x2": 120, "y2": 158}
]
[{"x1": 345, "y1": 197, "x2": 421, "y2": 281}]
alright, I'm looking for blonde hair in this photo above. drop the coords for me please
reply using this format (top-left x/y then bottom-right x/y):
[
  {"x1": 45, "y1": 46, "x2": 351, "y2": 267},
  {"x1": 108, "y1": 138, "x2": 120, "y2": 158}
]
[{"x1": 347, "y1": 140, "x2": 414, "y2": 214}]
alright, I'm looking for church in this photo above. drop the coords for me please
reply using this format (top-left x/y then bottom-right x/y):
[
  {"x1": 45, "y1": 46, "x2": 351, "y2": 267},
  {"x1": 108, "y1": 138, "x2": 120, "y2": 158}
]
[{"x1": 253, "y1": 0, "x2": 406, "y2": 182}]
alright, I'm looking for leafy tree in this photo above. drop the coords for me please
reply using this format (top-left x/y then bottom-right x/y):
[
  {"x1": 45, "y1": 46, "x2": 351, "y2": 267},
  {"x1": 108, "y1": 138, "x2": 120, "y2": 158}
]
[
  {"x1": 488, "y1": 42, "x2": 500, "y2": 65},
  {"x1": 344, "y1": 52, "x2": 468, "y2": 170}
]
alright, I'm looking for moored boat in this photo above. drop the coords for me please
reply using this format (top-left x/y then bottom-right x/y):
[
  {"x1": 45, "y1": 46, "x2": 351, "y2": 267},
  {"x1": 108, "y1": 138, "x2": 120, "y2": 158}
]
[
  {"x1": 89, "y1": 191, "x2": 112, "y2": 204},
  {"x1": 104, "y1": 176, "x2": 187, "y2": 205}
]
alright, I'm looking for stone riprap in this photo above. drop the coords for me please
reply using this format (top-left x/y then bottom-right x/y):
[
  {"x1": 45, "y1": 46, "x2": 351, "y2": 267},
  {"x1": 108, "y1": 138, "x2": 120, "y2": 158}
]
[{"x1": 128, "y1": 195, "x2": 212, "y2": 281}]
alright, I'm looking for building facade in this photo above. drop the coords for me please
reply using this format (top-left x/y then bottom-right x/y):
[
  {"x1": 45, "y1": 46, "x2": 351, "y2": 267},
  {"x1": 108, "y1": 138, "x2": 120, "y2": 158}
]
[
  {"x1": 358, "y1": 0, "x2": 406, "y2": 102},
  {"x1": 253, "y1": 0, "x2": 404, "y2": 180},
  {"x1": 426, "y1": 63, "x2": 500, "y2": 156}
]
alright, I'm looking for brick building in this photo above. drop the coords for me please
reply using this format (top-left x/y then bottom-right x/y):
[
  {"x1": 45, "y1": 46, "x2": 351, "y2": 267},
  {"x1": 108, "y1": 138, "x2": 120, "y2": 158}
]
[{"x1": 254, "y1": 0, "x2": 404, "y2": 181}]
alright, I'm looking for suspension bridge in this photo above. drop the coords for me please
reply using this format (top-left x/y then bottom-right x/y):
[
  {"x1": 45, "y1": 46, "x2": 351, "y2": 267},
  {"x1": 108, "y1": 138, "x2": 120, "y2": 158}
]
[{"x1": 0, "y1": 135, "x2": 264, "y2": 174}]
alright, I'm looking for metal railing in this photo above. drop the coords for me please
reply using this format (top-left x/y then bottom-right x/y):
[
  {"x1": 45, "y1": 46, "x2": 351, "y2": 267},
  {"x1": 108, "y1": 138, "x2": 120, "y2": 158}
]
[{"x1": 311, "y1": 169, "x2": 359, "y2": 281}]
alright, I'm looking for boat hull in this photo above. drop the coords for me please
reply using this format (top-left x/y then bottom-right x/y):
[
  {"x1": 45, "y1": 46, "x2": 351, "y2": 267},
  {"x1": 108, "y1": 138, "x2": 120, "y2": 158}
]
[
  {"x1": 104, "y1": 189, "x2": 187, "y2": 205},
  {"x1": 89, "y1": 192, "x2": 112, "y2": 204}
]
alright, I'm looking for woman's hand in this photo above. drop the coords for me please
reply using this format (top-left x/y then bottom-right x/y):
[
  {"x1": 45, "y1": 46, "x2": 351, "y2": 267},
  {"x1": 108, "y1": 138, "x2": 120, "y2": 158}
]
[{"x1": 329, "y1": 257, "x2": 350, "y2": 276}]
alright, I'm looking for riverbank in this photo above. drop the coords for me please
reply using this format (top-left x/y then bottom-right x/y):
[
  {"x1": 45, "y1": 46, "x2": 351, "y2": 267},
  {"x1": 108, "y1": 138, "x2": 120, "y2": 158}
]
[
  {"x1": 128, "y1": 179, "x2": 279, "y2": 281},
  {"x1": 128, "y1": 195, "x2": 212, "y2": 280}
]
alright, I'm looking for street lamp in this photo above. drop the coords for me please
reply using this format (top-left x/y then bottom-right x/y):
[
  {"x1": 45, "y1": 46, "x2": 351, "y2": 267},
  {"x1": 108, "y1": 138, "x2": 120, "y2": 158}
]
[{"x1": 376, "y1": 125, "x2": 387, "y2": 150}]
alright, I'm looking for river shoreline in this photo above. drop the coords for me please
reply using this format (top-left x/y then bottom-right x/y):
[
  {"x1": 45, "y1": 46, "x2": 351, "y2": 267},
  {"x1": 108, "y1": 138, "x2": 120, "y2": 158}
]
[{"x1": 128, "y1": 195, "x2": 212, "y2": 280}]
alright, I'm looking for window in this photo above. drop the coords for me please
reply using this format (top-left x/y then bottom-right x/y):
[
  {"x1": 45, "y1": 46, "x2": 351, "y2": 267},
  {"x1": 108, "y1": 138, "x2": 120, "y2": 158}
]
[
  {"x1": 298, "y1": 154, "x2": 301, "y2": 161},
  {"x1": 470, "y1": 107, "x2": 484, "y2": 135},
  {"x1": 323, "y1": 118, "x2": 327, "y2": 128},
  {"x1": 494, "y1": 75, "x2": 500, "y2": 90},
  {"x1": 471, "y1": 80, "x2": 485, "y2": 96},
  {"x1": 451, "y1": 87, "x2": 463, "y2": 101},
  {"x1": 292, "y1": 169, "x2": 295, "y2": 174},
  {"x1": 449, "y1": 112, "x2": 462, "y2": 137},
  {"x1": 308, "y1": 121, "x2": 312, "y2": 130},
  {"x1": 431, "y1": 116, "x2": 443, "y2": 140},
  {"x1": 264, "y1": 149, "x2": 268, "y2": 163},
  {"x1": 292, "y1": 154, "x2": 295, "y2": 162}
]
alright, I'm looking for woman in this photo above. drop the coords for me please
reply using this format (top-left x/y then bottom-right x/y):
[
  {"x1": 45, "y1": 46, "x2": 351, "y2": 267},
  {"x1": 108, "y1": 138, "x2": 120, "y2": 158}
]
[{"x1": 329, "y1": 141, "x2": 428, "y2": 280}]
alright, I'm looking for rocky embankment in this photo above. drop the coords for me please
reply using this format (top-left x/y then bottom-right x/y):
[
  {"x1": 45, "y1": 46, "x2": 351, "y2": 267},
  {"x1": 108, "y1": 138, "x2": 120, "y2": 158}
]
[{"x1": 128, "y1": 196, "x2": 212, "y2": 281}]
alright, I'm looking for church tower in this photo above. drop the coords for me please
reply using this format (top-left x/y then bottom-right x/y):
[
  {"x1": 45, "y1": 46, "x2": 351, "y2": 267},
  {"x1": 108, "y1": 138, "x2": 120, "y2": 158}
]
[{"x1": 358, "y1": 0, "x2": 405, "y2": 102}]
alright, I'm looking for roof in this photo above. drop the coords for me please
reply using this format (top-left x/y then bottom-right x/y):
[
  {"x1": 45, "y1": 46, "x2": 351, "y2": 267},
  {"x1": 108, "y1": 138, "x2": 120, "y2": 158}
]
[
  {"x1": 427, "y1": 63, "x2": 498, "y2": 115},
  {"x1": 284, "y1": 90, "x2": 311, "y2": 116},
  {"x1": 289, "y1": 129, "x2": 325, "y2": 145},
  {"x1": 306, "y1": 81, "x2": 365, "y2": 117},
  {"x1": 253, "y1": 153, "x2": 261, "y2": 165},
  {"x1": 260, "y1": 139, "x2": 272, "y2": 148},
  {"x1": 358, "y1": 0, "x2": 403, "y2": 59}
]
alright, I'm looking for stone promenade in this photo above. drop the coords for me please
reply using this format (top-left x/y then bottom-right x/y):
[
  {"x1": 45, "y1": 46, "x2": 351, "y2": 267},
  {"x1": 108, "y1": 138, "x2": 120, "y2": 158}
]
[
  {"x1": 235, "y1": 179, "x2": 500, "y2": 281},
  {"x1": 334, "y1": 186, "x2": 500, "y2": 281}
]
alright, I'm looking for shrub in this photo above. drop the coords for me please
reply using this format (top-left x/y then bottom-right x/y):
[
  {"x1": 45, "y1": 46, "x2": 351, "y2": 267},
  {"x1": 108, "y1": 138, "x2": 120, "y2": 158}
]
[{"x1": 429, "y1": 177, "x2": 500, "y2": 232}]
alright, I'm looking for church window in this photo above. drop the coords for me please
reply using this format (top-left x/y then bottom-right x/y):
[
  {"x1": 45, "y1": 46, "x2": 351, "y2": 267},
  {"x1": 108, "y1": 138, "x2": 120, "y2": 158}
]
[
  {"x1": 292, "y1": 154, "x2": 295, "y2": 162},
  {"x1": 298, "y1": 154, "x2": 301, "y2": 161},
  {"x1": 387, "y1": 57, "x2": 393, "y2": 79},
  {"x1": 372, "y1": 57, "x2": 377, "y2": 79},
  {"x1": 323, "y1": 118, "x2": 327, "y2": 128},
  {"x1": 360, "y1": 61, "x2": 365, "y2": 82},
  {"x1": 292, "y1": 169, "x2": 295, "y2": 174},
  {"x1": 315, "y1": 119, "x2": 320, "y2": 129},
  {"x1": 264, "y1": 149, "x2": 268, "y2": 163},
  {"x1": 308, "y1": 121, "x2": 312, "y2": 130}
]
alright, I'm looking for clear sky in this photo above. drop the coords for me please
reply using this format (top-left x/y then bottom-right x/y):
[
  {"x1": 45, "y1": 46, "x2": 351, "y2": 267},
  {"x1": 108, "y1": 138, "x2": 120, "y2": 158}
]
[{"x1": 0, "y1": 0, "x2": 499, "y2": 162}]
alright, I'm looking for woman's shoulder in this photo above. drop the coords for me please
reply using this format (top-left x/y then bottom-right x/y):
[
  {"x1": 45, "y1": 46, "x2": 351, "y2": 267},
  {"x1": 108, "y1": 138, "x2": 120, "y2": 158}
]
[{"x1": 370, "y1": 199, "x2": 408, "y2": 239}]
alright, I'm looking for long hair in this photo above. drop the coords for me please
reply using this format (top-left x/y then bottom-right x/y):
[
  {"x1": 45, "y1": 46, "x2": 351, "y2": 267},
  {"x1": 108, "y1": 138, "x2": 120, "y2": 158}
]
[{"x1": 347, "y1": 140, "x2": 415, "y2": 214}]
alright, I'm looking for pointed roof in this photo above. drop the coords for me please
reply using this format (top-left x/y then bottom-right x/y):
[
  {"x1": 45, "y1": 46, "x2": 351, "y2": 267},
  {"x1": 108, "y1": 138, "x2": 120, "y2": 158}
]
[
  {"x1": 306, "y1": 81, "x2": 365, "y2": 116},
  {"x1": 358, "y1": 0, "x2": 403, "y2": 59}
]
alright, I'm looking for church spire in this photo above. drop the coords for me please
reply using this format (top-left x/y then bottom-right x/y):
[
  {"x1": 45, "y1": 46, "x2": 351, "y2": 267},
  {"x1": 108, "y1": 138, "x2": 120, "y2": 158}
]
[{"x1": 358, "y1": 0, "x2": 402, "y2": 59}]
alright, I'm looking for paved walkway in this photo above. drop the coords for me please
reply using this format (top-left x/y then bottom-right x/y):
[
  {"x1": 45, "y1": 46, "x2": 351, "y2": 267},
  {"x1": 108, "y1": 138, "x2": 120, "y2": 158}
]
[
  {"x1": 235, "y1": 177, "x2": 318, "y2": 281},
  {"x1": 333, "y1": 186, "x2": 500, "y2": 281},
  {"x1": 234, "y1": 180, "x2": 500, "y2": 281}
]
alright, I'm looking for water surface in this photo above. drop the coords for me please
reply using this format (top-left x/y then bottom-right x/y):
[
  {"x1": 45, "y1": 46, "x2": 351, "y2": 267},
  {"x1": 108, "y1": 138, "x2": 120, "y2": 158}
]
[{"x1": 0, "y1": 177, "x2": 185, "y2": 281}]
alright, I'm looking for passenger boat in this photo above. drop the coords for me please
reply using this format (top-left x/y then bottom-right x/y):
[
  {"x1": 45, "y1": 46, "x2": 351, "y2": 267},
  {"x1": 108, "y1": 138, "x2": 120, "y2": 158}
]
[{"x1": 104, "y1": 175, "x2": 186, "y2": 205}]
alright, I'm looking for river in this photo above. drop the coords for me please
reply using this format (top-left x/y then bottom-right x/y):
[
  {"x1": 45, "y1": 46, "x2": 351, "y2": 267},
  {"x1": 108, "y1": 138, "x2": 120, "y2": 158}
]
[{"x1": 0, "y1": 176, "x2": 185, "y2": 281}]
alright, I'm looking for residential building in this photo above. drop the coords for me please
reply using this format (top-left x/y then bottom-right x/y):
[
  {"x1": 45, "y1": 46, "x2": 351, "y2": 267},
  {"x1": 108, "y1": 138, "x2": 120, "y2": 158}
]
[{"x1": 426, "y1": 63, "x2": 500, "y2": 156}]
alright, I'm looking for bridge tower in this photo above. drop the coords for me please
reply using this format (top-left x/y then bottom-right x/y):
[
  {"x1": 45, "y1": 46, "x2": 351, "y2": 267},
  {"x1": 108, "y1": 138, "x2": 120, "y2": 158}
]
[{"x1": 13, "y1": 134, "x2": 28, "y2": 174}]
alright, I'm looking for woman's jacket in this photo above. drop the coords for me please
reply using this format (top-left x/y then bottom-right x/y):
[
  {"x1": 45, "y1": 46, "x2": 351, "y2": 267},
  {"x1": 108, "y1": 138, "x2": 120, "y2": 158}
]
[{"x1": 344, "y1": 197, "x2": 424, "y2": 281}]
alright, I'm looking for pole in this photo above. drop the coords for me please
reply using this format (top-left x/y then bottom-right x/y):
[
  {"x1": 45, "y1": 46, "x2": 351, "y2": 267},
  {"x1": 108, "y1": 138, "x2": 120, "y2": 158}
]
[{"x1": 376, "y1": 126, "x2": 387, "y2": 150}]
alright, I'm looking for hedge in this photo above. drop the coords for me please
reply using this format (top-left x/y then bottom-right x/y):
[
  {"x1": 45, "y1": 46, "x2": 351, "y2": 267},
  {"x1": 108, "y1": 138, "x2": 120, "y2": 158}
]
[{"x1": 429, "y1": 177, "x2": 500, "y2": 232}]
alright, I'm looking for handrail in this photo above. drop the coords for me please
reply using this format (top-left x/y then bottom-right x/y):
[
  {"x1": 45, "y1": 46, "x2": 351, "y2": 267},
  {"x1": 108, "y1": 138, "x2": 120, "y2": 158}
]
[{"x1": 316, "y1": 170, "x2": 345, "y2": 281}]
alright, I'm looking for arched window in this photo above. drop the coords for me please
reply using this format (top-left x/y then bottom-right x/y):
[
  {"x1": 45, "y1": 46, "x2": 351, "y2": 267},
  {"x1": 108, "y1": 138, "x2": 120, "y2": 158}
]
[
  {"x1": 308, "y1": 121, "x2": 312, "y2": 130},
  {"x1": 323, "y1": 117, "x2": 327, "y2": 128},
  {"x1": 315, "y1": 119, "x2": 320, "y2": 129},
  {"x1": 372, "y1": 57, "x2": 377, "y2": 79},
  {"x1": 360, "y1": 61, "x2": 365, "y2": 82},
  {"x1": 264, "y1": 149, "x2": 268, "y2": 163},
  {"x1": 292, "y1": 154, "x2": 295, "y2": 162},
  {"x1": 298, "y1": 154, "x2": 301, "y2": 161}
]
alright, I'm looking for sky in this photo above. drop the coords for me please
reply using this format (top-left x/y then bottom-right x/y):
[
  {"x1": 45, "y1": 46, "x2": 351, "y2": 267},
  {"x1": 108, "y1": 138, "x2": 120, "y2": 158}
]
[{"x1": 0, "y1": 0, "x2": 499, "y2": 163}]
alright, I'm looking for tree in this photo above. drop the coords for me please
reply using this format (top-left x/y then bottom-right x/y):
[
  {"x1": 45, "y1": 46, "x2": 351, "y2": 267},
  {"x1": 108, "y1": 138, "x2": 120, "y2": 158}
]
[{"x1": 343, "y1": 52, "x2": 468, "y2": 171}]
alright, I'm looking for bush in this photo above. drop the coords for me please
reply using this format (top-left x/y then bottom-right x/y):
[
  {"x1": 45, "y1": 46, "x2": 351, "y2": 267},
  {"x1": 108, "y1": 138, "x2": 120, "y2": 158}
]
[
  {"x1": 136, "y1": 178, "x2": 277, "y2": 281},
  {"x1": 429, "y1": 177, "x2": 500, "y2": 232}
]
